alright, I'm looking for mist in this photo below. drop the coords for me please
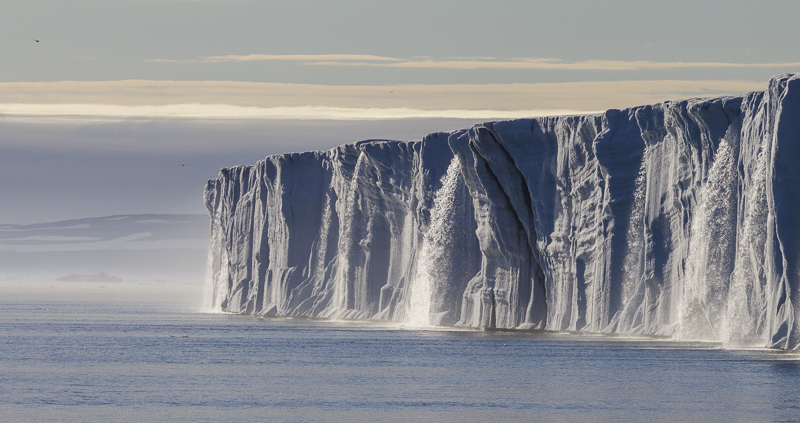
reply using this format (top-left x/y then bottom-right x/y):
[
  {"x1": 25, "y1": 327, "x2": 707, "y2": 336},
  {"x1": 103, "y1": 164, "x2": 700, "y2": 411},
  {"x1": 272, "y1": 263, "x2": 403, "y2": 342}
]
[{"x1": 0, "y1": 116, "x2": 485, "y2": 224}]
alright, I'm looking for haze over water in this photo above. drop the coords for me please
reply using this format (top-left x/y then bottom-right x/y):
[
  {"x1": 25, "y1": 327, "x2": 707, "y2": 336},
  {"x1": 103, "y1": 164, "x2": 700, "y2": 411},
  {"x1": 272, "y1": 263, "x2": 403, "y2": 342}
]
[
  {"x1": 2, "y1": 280, "x2": 800, "y2": 422},
  {"x1": 5, "y1": 2, "x2": 800, "y2": 421}
]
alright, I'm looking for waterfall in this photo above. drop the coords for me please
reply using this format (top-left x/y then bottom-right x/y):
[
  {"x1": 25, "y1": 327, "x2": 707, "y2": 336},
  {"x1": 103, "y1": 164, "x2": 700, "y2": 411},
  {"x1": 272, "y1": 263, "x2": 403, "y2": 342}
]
[
  {"x1": 724, "y1": 137, "x2": 770, "y2": 344},
  {"x1": 679, "y1": 138, "x2": 739, "y2": 340},
  {"x1": 313, "y1": 192, "x2": 335, "y2": 285},
  {"x1": 613, "y1": 149, "x2": 648, "y2": 333},
  {"x1": 407, "y1": 157, "x2": 469, "y2": 327},
  {"x1": 204, "y1": 74, "x2": 800, "y2": 349}
]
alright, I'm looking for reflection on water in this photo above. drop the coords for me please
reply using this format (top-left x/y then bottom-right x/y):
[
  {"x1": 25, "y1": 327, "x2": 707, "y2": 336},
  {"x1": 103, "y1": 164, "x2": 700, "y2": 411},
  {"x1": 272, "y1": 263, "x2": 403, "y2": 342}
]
[{"x1": 2, "y1": 280, "x2": 800, "y2": 422}]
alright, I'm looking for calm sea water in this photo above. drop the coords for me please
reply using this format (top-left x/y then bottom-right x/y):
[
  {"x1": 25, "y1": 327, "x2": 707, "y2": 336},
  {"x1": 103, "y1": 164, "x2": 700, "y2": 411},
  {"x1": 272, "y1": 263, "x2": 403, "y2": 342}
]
[{"x1": 2, "y1": 281, "x2": 800, "y2": 422}]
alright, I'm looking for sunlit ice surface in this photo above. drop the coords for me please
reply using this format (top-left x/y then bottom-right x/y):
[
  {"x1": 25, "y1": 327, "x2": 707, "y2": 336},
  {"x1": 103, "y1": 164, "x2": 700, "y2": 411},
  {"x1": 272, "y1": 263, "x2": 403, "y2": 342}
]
[{"x1": 2, "y1": 279, "x2": 799, "y2": 422}]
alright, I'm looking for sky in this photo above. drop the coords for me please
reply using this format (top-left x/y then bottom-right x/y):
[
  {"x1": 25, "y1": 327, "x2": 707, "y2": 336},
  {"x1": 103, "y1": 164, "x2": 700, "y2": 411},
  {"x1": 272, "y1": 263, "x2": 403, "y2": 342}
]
[{"x1": 2, "y1": 0, "x2": 799, "y2": 224}]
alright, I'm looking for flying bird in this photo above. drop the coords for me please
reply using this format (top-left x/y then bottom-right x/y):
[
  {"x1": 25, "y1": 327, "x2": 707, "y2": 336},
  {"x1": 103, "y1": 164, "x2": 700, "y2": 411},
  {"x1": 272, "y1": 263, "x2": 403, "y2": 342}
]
[{"x1": 34, "y1": 39, "x2": 39, "y2": 43}]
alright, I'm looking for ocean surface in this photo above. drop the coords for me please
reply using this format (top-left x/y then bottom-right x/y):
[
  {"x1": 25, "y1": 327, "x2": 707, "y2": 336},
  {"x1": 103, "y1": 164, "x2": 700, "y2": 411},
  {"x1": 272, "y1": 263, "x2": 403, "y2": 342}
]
[{"x1": 2, "y1": 280, "x2": 800, "y2": 422}]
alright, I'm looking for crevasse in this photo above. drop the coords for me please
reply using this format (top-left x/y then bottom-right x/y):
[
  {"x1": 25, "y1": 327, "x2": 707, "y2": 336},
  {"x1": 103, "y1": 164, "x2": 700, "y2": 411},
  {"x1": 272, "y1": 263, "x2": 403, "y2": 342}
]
[{"x1": 204, "y1": 74, "x2": 800, "y2": 350}]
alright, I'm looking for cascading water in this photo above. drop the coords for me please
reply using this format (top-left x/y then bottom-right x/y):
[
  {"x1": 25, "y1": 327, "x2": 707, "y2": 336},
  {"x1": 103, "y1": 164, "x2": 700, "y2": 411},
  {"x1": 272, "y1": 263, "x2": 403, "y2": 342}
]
[
  {"x1": 205, "y1": 74, "x2": 800, "y2": 350},
  {"x1": 406, "y1": 260, "x2": 432, "y2": 327},
  {"x1": 613, "y1": 148, "x2": 648, "y2": 333},
  {"x1": 407, "y1": 157, "x2": 473, "y2": 327},
  {"x1": 679, "y1": 137, "x2": 739, "y2": 341},
  {"x1": 724, "y1": 137, "x2": 771, "y2": 345},
  {"x1": 312, "y1": 192, "x2": 335, "y2": 286}
]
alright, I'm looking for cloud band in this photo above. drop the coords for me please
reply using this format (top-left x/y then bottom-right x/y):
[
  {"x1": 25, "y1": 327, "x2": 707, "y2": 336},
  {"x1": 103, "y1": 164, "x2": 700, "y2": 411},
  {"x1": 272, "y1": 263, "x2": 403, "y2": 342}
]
[
  {"x1": 171, "y1": 54, "x2": 800, "y2": 71},
  {"x1": 0, "y1": 79, "x2": 764, "y2": 118}
]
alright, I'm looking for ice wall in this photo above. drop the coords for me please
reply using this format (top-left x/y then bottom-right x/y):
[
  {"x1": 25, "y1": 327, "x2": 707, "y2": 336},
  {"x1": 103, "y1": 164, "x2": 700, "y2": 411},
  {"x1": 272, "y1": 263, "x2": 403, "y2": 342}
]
[{"x1": 205, "y1": 74, "x2": 800, "y2": 349}]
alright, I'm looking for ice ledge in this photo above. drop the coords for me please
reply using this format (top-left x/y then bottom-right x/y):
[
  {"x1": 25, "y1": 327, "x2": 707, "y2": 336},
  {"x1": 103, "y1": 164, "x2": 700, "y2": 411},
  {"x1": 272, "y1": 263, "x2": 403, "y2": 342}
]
[{"x1": 206, "y1": 74, "x2": 800, "y2": 350}]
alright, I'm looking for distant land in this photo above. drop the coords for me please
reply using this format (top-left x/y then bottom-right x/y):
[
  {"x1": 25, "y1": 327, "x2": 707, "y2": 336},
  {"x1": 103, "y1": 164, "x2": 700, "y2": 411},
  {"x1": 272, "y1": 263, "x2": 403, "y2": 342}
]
[{"x1": 0, "y1": 214, "x2": 209, "y2": 283}]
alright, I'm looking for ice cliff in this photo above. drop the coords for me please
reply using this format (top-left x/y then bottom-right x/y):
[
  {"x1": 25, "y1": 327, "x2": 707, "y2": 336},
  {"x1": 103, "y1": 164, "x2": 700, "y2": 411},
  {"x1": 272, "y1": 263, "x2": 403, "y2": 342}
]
[{"x1": 205, "y1": 74, "x2": 800, "y2": 350}]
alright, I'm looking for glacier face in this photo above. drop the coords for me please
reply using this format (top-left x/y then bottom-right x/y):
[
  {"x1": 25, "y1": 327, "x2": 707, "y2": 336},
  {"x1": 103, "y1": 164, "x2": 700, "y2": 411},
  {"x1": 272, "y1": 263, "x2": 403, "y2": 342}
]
[{"x1": 205, "y1": 73, "x2": 800, "y2": 349}]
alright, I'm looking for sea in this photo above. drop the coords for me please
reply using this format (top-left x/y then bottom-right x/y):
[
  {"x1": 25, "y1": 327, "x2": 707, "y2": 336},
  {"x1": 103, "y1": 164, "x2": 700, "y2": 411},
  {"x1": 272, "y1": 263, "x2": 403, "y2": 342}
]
[{"x1": 2, "y1": 280, "x2": 799, "y2": 422}]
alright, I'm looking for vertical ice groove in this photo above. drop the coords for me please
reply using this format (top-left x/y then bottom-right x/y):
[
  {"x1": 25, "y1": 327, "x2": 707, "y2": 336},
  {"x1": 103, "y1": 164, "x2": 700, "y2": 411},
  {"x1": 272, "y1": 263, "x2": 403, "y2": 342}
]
[
  {"x1": 331, "y1": 150, "x2": 366, "y2": 316},
  {"x1": 454, "y1": 124, "x2": 546, "y2": 330},
  {"x1": 203, "y1": 74, "x2": 800, "y2": 350}
]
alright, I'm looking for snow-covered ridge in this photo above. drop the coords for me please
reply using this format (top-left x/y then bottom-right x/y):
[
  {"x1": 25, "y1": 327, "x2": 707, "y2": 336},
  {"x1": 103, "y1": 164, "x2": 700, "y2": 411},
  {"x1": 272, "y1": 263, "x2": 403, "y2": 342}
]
[{"x1": 205, "y1": 73, "x2": 800, "y2": 349}]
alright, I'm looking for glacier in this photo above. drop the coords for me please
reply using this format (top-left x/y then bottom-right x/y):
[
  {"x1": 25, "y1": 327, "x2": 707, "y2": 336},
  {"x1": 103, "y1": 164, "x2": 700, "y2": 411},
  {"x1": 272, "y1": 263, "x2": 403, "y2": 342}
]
[{"x1": 205, "y1": 73, "x2": 800, "y2": 350}]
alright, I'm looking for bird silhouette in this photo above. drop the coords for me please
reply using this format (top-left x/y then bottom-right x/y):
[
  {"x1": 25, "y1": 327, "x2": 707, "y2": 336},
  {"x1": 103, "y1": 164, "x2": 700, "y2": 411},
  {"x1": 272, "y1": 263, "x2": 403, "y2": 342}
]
[{"x1": 34, "y1": 39, "x2": 39, "y2": 43}]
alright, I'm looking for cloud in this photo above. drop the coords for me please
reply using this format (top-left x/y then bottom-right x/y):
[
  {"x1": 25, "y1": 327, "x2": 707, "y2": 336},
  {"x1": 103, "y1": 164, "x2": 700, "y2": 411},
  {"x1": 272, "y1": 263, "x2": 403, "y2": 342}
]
[
  {"x1": 318, "y1": 58, "x2": 800, "y2": 71},
  {"x1": 189, "y1": 54, "x2": 800, "y2": 71},
  {"x1": 0, "y1": 79, "x2": 765, "y2": 117},
  {"x1": 0, "y1": 103, "x2": 592, "y2": 120},
  {"x1": 202, "y1": 54, "x2": 403, "y2": 63},
  {"x1": 147, "y1": 58, "x2": 191, "y2": 63},
  {"x1": 147, "y1": 54, "x2": 404, "y2": 64}
]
